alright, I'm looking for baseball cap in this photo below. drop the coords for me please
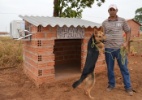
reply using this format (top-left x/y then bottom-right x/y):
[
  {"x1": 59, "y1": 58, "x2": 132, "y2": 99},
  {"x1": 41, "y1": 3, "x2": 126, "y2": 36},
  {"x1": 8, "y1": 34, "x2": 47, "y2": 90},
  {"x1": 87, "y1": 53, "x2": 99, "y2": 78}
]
[{"x1": 108, "y1": 4, "x2": 117, "y2": 10}]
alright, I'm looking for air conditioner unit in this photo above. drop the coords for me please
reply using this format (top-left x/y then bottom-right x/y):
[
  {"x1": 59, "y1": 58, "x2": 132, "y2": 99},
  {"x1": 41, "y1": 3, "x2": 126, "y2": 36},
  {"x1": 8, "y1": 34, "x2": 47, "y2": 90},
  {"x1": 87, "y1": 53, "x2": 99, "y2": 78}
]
[{"x1": 10, "y1": 20, "x2": 32, "y2": 40}]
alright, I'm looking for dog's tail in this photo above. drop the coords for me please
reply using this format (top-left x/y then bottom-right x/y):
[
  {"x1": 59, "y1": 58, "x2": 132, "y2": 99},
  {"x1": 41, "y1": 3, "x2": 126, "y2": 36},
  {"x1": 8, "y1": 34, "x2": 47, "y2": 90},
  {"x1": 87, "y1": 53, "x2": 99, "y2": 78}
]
[{"x1": 72, "y1": 74, "x2": 87, "y2": 88}]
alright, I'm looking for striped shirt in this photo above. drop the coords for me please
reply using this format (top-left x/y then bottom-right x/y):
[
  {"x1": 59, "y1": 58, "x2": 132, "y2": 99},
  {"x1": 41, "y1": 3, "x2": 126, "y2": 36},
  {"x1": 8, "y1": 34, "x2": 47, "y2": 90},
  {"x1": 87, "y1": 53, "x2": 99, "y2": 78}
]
[{"x1": 102, "y1": 16, "x2": 130, "y2": 49}]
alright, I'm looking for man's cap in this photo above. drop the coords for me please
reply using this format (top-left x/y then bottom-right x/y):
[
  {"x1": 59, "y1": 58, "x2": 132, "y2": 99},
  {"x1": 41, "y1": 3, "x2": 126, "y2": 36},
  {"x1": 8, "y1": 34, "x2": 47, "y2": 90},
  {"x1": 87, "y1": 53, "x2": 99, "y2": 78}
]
[{"x1": 108, "y1": 4, "x2": 117, "y2": 10}]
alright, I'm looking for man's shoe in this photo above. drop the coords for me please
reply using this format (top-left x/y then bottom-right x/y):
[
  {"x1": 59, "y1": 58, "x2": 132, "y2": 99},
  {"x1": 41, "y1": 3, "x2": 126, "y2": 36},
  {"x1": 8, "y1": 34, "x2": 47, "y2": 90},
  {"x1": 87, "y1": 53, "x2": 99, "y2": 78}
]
[
  {"x1": 126, "y1": 88, "x2": 133, "y2": 96},
  {"x1": 107, "y1": 85, "x2": 114, "y2": 92}
]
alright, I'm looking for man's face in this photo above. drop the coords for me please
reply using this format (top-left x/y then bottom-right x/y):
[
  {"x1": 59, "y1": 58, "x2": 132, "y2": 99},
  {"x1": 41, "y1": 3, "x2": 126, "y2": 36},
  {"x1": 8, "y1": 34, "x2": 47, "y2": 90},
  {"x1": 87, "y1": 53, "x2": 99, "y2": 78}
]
[{"x1": 108, "y1": 8, "x2": 117, "y2": 17}]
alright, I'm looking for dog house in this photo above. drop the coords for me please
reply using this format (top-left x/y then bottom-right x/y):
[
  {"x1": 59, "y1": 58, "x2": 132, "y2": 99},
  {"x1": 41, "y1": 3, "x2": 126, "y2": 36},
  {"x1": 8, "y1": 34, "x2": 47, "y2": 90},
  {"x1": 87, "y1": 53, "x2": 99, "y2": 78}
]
[{"x1": 11, "y1": 15, "x2": 105, "y2": 86}]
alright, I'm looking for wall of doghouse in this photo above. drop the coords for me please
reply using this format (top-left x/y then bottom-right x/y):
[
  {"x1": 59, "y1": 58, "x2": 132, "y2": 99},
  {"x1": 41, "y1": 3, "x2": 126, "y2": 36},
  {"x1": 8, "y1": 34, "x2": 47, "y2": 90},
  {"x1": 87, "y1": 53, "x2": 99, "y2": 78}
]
[
  {"x1": 54, "y1": 39, "x2": 81, "y2": 66},
  {"x1": 23, "y1": 21, "x2": 105, "y2": 86}
]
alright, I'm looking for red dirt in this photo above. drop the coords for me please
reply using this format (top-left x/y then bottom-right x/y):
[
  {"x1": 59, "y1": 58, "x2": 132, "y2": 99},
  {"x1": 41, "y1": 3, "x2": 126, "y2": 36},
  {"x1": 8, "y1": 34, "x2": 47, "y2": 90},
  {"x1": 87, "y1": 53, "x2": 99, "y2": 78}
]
[{"x1": 0, "y1": 55, "x2": 142, "y2": 100}]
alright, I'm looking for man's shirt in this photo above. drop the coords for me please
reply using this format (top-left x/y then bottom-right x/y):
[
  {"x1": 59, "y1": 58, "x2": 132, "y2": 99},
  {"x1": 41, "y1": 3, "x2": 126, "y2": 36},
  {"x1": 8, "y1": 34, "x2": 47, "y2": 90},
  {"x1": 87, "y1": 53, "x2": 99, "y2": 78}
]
[{"x1": 102, "y1": 17, "x2": 130, "y2": 49}]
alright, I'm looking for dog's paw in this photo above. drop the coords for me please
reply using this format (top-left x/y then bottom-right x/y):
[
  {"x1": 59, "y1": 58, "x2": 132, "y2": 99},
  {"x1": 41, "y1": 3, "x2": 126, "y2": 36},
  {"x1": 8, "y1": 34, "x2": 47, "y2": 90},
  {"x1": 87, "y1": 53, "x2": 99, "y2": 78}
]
[{"x1": 72, "y1": 81, "x2": 80, "y2": 88}]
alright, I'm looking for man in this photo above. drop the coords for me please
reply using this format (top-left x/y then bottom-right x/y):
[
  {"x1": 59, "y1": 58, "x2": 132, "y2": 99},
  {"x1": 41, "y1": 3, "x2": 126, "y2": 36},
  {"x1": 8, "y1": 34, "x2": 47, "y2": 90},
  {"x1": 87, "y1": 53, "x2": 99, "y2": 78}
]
[{"x1": 102, "y1": 4, "x2": 133, "y2": 96}]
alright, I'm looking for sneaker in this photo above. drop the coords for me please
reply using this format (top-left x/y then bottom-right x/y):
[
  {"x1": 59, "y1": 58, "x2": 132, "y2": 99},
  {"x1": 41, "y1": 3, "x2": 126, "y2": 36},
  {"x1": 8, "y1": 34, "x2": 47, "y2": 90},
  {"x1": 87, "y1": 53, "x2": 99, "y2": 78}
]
[
  {"x1": 126, "y1": 88, "x2": 133, "y2": 96},
  {"x1": 107, "y1": 85, "x2": 114, "y2": 92}
]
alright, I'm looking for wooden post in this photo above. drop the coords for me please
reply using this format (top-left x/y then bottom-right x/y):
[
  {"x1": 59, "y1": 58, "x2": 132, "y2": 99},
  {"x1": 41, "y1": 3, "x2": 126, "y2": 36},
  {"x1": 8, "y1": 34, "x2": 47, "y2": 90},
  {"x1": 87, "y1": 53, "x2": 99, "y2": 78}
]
[{"x1": 128, "y1": 40, "x2": 131, "y2": 53}]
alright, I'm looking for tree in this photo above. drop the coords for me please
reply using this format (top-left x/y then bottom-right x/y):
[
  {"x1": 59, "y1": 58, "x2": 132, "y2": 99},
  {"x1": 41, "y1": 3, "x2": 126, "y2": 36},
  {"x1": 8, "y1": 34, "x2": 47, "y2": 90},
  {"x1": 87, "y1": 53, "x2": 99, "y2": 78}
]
[
  {"x1": 53, "y1": 0, "x2": 105, "y2": 18},
  {"x1": 134, "y1": 7, "x2": 142, "y2": 23}
]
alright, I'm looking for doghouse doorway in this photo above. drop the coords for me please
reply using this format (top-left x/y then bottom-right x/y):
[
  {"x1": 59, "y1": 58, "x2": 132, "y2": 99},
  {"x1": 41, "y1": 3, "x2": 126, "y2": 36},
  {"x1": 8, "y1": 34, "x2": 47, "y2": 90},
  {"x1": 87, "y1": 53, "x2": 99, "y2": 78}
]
[{"x1": 54, "y1": 39, "x2": 81, "y2": 80}]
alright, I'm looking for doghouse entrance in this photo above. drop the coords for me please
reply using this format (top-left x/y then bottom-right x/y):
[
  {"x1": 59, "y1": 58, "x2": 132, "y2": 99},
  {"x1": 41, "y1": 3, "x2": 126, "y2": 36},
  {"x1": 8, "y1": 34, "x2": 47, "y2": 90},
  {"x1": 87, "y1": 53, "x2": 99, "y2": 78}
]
[{"x1": 54, "y1": 39, "x2": 81, "y2": 79}]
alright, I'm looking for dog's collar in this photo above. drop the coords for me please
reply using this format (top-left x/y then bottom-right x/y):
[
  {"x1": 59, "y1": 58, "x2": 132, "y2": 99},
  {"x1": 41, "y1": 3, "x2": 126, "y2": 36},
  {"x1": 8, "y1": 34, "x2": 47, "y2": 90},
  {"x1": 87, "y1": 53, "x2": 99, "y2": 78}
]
[
  {"x1": 95, "y1": 41, "x2": 101, "y2": 44},
  {"x1": 91, "y1": 38, "x2": 99, "y2": 49}
]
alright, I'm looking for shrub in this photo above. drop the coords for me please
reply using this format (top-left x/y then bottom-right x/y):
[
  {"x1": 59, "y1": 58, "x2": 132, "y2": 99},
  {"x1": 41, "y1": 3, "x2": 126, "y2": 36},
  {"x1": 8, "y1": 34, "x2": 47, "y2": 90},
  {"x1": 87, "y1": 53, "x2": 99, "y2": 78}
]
[{"x1": 0, "y1": 37, "x2": 23, "y2": 69}]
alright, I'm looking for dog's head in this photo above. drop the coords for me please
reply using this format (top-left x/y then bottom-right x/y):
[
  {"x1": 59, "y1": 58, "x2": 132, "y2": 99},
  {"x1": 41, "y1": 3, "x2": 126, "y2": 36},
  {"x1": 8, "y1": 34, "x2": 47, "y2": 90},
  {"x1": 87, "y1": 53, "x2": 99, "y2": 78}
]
[{"x1": 93, "y1": 27, "x2": 106, "y2": 43}]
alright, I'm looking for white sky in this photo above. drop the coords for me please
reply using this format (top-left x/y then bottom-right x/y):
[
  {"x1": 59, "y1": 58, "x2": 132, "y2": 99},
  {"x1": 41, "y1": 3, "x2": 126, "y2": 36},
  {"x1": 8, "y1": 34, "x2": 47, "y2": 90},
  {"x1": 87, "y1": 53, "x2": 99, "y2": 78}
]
[{"x1": 0, "y1": 0, "x2": 142, "y2": 32}]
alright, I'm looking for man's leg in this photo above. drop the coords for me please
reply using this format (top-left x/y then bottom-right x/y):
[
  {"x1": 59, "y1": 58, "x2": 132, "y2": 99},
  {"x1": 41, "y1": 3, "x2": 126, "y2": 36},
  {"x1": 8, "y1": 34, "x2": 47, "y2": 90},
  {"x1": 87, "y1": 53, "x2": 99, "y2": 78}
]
[
  {"x1": 105, "y1": 48, "x2": 115, "y2": 88},
  {"x1": 116, "y1": 49, "x2": 132, "y2": 89},
  {"x1": 116, "y1": 49, "x2": 133, "y2": 95}
]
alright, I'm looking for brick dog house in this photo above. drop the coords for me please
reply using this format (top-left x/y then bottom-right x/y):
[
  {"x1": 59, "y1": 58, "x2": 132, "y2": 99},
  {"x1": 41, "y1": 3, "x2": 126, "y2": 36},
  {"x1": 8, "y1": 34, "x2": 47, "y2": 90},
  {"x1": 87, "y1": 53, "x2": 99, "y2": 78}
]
[{"x1": 19, "y1": 15, "x2": 105, "y2": 86}]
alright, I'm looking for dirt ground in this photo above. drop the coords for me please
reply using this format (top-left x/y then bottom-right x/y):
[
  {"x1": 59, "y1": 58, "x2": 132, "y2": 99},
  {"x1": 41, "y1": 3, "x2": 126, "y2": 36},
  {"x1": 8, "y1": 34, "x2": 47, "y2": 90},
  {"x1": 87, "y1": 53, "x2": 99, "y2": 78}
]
[{"x1": 0, "y1": 55, "x2": 142, "y2": 100}]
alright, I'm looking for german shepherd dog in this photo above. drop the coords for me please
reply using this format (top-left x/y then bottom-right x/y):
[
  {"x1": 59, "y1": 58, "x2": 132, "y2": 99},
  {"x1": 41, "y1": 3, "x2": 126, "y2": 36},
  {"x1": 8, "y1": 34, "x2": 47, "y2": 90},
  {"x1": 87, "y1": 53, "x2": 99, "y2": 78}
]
[{"x1": 72, "y1": 27, "x2": 105, "y2": 99}]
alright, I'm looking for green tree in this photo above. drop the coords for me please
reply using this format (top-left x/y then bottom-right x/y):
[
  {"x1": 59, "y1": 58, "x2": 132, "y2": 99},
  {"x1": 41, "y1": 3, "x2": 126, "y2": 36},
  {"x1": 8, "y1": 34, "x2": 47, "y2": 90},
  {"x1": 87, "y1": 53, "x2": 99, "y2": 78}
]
[
  {"x1": 134, "y1": 7, "x2": 142, "y2": 23},
  {"x1": 53, "y1": 0, "x2": 105, "y2": 18}
]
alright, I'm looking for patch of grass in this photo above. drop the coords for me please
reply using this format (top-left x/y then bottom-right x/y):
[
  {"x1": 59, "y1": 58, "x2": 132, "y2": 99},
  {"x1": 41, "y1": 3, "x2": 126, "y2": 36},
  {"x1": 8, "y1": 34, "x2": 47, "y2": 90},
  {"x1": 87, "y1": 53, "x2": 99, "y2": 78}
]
[
  {"x1": 0, "y1": 37, "x2": 23, "y2": 69},
  {"x1": 130, "y1": 34, "x2": 142, "y2": 54}
]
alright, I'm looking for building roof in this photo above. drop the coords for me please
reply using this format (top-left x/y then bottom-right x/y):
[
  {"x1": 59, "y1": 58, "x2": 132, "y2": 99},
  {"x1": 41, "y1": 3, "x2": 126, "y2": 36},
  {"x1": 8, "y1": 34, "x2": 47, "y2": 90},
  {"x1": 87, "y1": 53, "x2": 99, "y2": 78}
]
[
  {"x1": 0, "y1": 32, "x2": 8, "y2": 35},
  {"x1": 127, "y1": 19, "x2": 142, "y2": 26},
  {"x1": 19, "y1": 15, "x2": 101, "y2": 28}
]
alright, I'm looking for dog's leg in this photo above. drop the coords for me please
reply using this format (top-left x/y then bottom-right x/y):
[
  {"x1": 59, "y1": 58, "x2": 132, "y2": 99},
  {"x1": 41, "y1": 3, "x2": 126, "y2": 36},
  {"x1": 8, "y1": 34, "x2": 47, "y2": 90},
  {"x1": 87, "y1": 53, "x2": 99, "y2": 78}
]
[
  {"x1": 84, "y1": 72, "x2": 95, "y2": 99},
  {"x1": 72, "y1": 74, "x2": 87, "y2": 88}
]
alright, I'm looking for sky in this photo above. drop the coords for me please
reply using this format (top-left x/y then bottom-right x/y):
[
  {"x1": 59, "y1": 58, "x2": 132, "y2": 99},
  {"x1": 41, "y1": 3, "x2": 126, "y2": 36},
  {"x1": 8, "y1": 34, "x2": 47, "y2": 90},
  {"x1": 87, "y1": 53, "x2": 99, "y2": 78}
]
[{"x1": 0, "y1": 0, "x2": 142, "y2": 32}]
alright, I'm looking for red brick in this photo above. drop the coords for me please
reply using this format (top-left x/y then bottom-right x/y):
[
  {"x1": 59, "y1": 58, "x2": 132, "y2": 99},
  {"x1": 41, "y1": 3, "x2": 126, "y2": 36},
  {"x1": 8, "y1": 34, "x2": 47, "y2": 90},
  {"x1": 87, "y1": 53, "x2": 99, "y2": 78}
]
[
  {"x1": 37, "y1": 63, "x2": 48, "y2": 69},
  {"x1": 55, "y1": 61, "x2": 63, "y2": 65},
  {"x1": 81, "y1": 51, "x2": 87, "y2": 58},
  {"x1": 54, "y1": 51, "x2": 65, "y2": 55},
  {"x1": 51, "y1": 26, "x2": 57, "y2": 33},
  {"x1": 32, "y1": 32, "x2": 45, "y2": 39},
  {"x1": 23, "y1": 40, "x2": 37, "y2": 47},
  {"x1": 42, "y1": 69, "x2": 55, "y2": 75},
  {"x1": 42, "y1": 26, "x2": 50, "y2": 32},
  {"x1": 24, "y1": 62, "x2": 38, "y2": 75},
  {"x1": 81, "y1": 45, "x2": 87, "y2": 52},
  {"x1": 127, "y1": 19, "x2": 141, "y2": 37},
  {"x1": 24, "y1": 46, "x2": 36, "y2": 53},
  {"x1": 42, "y1": 40, "x2": 54, "y2": 46},
  {"x1": 24, "y1": 57, "x2": 38, "y2": 67},
  {"x1": 30, "y1": 25, "x2": 37, "y2": 32},
  {"x1": 37, "y1": 75, "x2": 55, "y2": 85},
  {"x1": 43, "y1": 54, "x2": 55, "y2": 61},
  {"x1": 84, "y1": 32, "x2": 93, "y2": 38},
  {"x1": 35, "y1": 47, "x2": 53, "y2": 53},
  {"x1": 46, "y1": 32, "x2": 57, "y2": 39},
  {"x1": 54, "y1": 47, "x2": 63, "y2": 51},
  {"x1": 24, "y1": 65, "x2": 38, "y2": 82},
  {"x1": 47, "y1": 61, "x2": 55, "y2": 67},
  {"x1": 82, "y1": 39, "x2": 89, "y2": 44},
  {"x1": 24, "y1": 51, "x2": 37, "y2": 60},
  {"x1": 55, "y1": 56, "x2": 64, "y2": 61}
]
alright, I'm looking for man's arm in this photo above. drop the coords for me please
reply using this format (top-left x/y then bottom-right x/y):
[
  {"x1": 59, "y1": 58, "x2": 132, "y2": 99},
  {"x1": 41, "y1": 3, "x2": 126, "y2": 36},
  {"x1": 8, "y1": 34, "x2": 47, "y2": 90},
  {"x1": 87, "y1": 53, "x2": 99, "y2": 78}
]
[
  {"x1": 125, "y1": 31, "x2": 131, "y2": 45},
  {"x1": 122, "y1": 20, "x2": 131, "y2": 49},
  {"x1": 123, "y1": 31, "x2": 131, "y2": 52}
]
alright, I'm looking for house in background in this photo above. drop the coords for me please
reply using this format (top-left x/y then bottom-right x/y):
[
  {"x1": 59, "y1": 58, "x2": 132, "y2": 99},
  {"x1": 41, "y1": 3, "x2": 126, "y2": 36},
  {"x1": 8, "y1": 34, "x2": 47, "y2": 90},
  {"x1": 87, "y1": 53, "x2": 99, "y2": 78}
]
[
  {"x1": 0, "y1": 32, "x2": 9, "y2": 37},
  {"x1": 140, "y1": 20, "x2": 142, "y2": 32},
  {"x1": 127, "y1": 19, "x2": 142, "y2": 37}
]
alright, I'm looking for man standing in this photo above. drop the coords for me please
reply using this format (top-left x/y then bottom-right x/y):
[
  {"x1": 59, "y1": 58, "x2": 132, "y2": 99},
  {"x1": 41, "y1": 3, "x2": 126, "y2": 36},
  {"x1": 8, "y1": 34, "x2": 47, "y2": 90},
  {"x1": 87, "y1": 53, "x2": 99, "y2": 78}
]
[{"x1": 102, "y1": 4, "x2": 133, "y2": 96}]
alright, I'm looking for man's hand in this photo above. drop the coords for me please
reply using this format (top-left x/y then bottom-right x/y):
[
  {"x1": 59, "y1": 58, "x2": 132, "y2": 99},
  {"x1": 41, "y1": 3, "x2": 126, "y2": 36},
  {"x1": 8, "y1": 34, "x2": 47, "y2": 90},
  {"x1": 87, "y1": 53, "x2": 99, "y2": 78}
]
[{"x1": 122, "y1": 42, "x2": 128, "y2": 49}]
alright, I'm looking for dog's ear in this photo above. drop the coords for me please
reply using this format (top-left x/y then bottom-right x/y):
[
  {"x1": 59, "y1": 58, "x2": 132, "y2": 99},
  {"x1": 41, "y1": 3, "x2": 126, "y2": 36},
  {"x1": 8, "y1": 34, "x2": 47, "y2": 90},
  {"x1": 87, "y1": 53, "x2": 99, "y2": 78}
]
[
  {"x1": 98, "y1": 26, "x2": 103, "y2": 32},
  {"x1": 94, "y1": 28, "x2": 98, "y2": 35},
  {"x1": 94, "y1": 27, "x2": 97, "y2": 32}
]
